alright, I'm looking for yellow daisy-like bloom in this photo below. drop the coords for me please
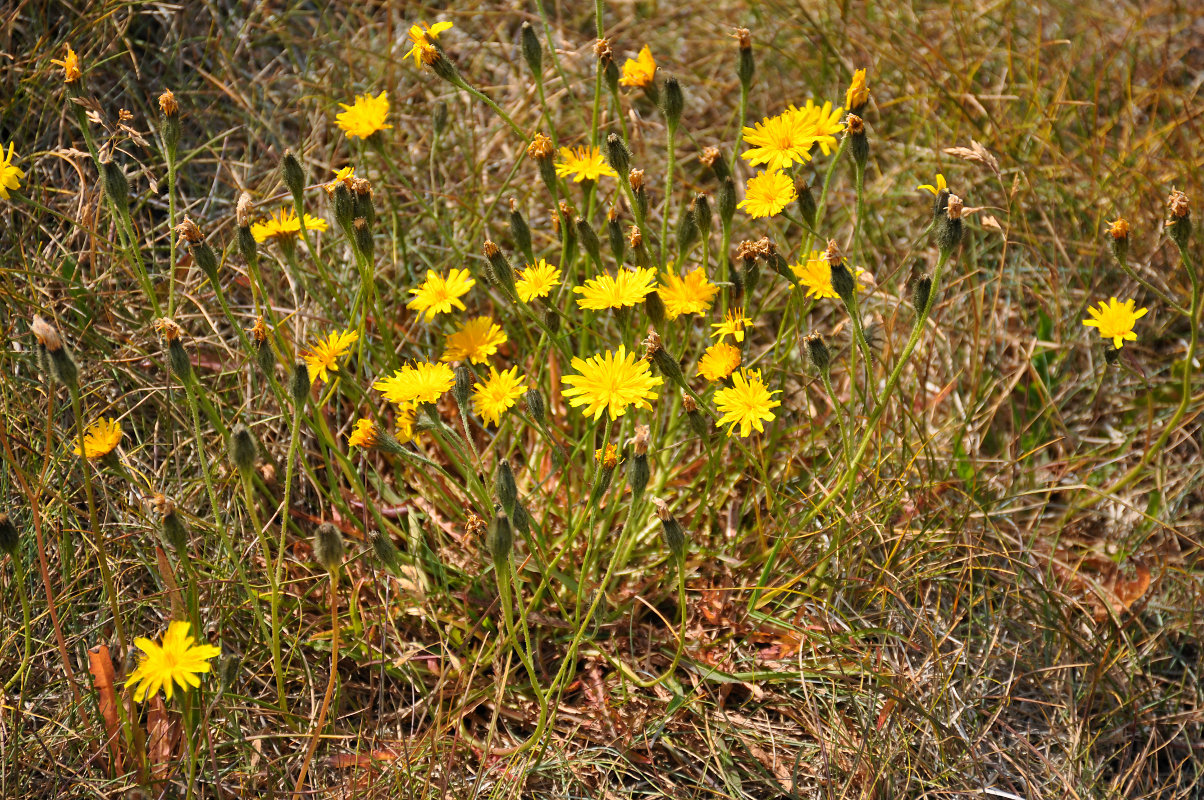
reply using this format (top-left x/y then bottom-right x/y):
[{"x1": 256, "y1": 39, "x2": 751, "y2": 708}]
[
  {"x1": 472, "y1": 366, "x2": 527, "y2": 427},
  {"x1": 125, "y1": 621, "x2": 221, "y2": 703},
  {"x1": 516, "y1": 259, "x2": 562, "y2": 302},
  {"x1": 1082, "y1": 297, "x2": 1148, "y2": 349},
  {"x1": 697, "y1": 343, "x2": 742, "y2": 382},
  {"x1": 791, "y1": 250, "x2": 868, "y2": 300},
  {"x1": 594, "y1": 443, "x2": 622, "y2": 468},
  {"x1": 845, "y1": 68, "x2": 869, "y2": 110},
  {"x1": 738, "y1": 169, "x2": 796, "y2": 219},
  {"x1": 73, "y1": 417, "x2": 122, "y2": 459},
  {"x1": 51, "y1": 45, "x2": 82, "y2": 83},
  {"x1": 249, "y1": 208, "x2": 329, "y2": 243},
  {"x1": 574, "y1": 267, "x2": 658, "y2": 310},
  {"x1": 917, "y1": 173, "x2": 947, "y2": 195},
  {"x1": 786, "y1": 100, "x2": 844, "y2": 156},
  {"x1": 303, "y1": 328, "x2": 359, "y2": 384},
  {"x1": 619, "y1": 45, "x2": 656, "y2": 88},
  {"x1": 659, "y1": 269, "x2": 719, "y2": 319},
  {"x1": 441, "y1": 316, "x2": 507, "y2": 364},
  {"x1": 714, "y1": 369, "x2": 781, "y2": 438},
  {"x1": 405, "y1": 20, "x2": 453, "y2": 66},
  {"x1": 347, "y1": 418, "x2": 379, "y2": 449},
  {"x1": 740, "y1": 112, "x2": 816, "y2": 172},
  {"x1": 407, "y1": 268, "x2": 475, "y2": 321},
  {"x1": 561, "y1": 345, "x2": 664, "y2": 420},
  {"x1": 1, "y1": 142, "x2": 25, "y2": 200},
  {"x1": 555, "y1": 146, "x2": 618, "y2": 183},
  {"x1": 325, "y1": 166, "x2": 355, "y2": 194},
  {"x1": 374, "y1": 362, "x2": 456, "y2": 406},
  {"x1": 335, "y1": 91, "x2": 392, "y2": 140},
  {"x1": 711, "y1": 309, "x2": 753, "y2": 343}
]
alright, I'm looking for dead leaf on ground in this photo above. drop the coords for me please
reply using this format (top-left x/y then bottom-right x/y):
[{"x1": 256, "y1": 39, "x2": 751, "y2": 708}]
[{"x1": 87, "y1": 645, "x2": 124, "y2": 776}]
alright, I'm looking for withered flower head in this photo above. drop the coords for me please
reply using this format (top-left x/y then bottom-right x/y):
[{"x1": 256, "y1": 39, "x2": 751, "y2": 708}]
[
  {"x1": 653, "y1": 496, "x2": 673, "y2": 521},
  {"x1": 607, "y1": 204, "x2": 620, "y2": 222},
  {"x1": 176, "y1": 216, "x2": 203, "y2": 245},
  {"x1": 527, "y1": 132, "x2": 554, "y2": 160},
  {"x1": 844, "y1": 113, "x2": 865, "y2": 135},
  {"x1": 158, "y1": 89, "x2": 178, "y2": 117},
  {"x1": 465, "y1": 513, "x2": 486, "y2": 540},
  {"x1": 946, "y1": 194, "x2": 965, "y2": 221},
  {"x1": 153, "y1": 317, "x2": 182, "y2": 342},
  {"x1": 236, "y1": 192, "x2": 254, "y2": 228},
  {"x1": 118, "y1": 108, "x2": 134, "y2": 123},
  {"x1": 629, "y1": 168, "x2": 645, "y2": 191},
  {"x1": 31, "y1": 315, "x2": 63, "y2": 352},
  {"x1": 1167, "y1": 190, "x2": 1190, "y2": 220},
  {"x1": 628, "y1": 225, "x2": 643, "y2": 248},
  {"x1": 681, "y1": 392, "x2": 698, "y2": 413},
  {"x1": 483, "y1": 239, "x2": 501, "y2": 258},
  {"x1": 594, "y1": 38, "x2": 613, "y2": 62},
  {"x1": 823, "y1": 239, "x2": 843, "y2": 266},
  {"x1": 732, "y1": 27, "x2": 752, "y2": 50},
  {"x1": 351, "y1": 177, "x2": 372, "y2": 197},
  {"x1": 1106, "y1": 218, "x2": 1130, "y2": 241},
  {"x1": 249, "y1": 316, "x2": 270, "y2": 345},
  {"x1": 151, "y1": 493, "x2": 175, "y2": 516},
  {"x1": 700, "y1": 146, "x2": 721, "y2": 167},
  {"x1": 736, "y1": 239, "x2": 759, "y2": 263},
  {"x1": 632, "y1": 424, "x2": 650, "y2": 457},
  {"x1": 642, "y1": 330, "x2": 664, "y2": 359}
]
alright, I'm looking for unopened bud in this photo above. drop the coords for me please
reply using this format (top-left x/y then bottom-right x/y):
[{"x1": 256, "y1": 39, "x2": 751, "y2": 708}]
[
  {"x1": 520, "y1": 22, "x2": 542, "y2": 76},
  {"x1": 911, "y1": 273, "x2": 932, "y2": 312},
  {"x1": 453, "y1": 363, "x2": 474, "y2": 409},
  {"x1": 333, "y1": 183, "x2": 354, "y2": 232},
  {"x1": 936, "y1": 194, "x2": 964, "y2": 255},
  {"x1": 645, "y1": 290, "x2": 666, "y2": 331},
  {"x1": 369, "y1": 530, "x2": 402, "y2": 574},
  {"x1": 313, "y1": 522, "x2": 345, "y2": 573},
  {"x1": 628, "y1": 426, "x2": 650, "y2": 504},
  {"x1": 795, "y1": 179, "x2": 817, "y2": 229},
  {"x1": 353, "y1": 217, "x2": 374, "y2": 259},
  {"x1": 100, "y1": 158, "x2": 129, "y2": 210},
  {"x1": 483, "y1": 239, "x2": 517, "y2": 297},
  {"x1": 280, "y1": 149, "x2": 305, "y2": 201},
  {"x1": 607, "y1": 208, "x2": 626, "y2": 264},
  {"x1": 661, "y1": 76, "x2": 684, "y2": 130},
  {"x1": 691, "y1": 193, "x2": 712, "y2": 239},
  {"x1": 496, "y1": 459, "x2": 518, "y2": 518},
  {"x1": 229, "y1": 423, "x2": 258, "y2": 479},
  {"x1": 676, "y1": 208, "x2": 699, "y2": 255},
  {"x1": 32, "y1": 315, "x2": 78, "y2": 387},
  {"x1": 525, "y1": 389, "x2": 546, "y2": 425},
  {"x1": 718, "y1": 176, "x2": 737, "y2": 225},
  {"x1": 433, "y1": 101, "x2": 449, "y2": 135},
  {"x1": 0, "y1": 513, "x2": 19, "y2": 556},
  {"x1": 168, "y1": 338, "x2": 191, "y2": 383},
  {"x1": 509, "y1": 199, "x2": 534, "y2": 264},
  {"x1": 606, "y1": 133, "x2": 631, "y2": 177},
  {"x1": 1166, "y1": 190, "x2": 1191, "y2": 250},
  {"x1": 576, "y1": 216, "x2": 603, "y2": 269},
  {"x1": 805, "y1": 332, "x2": 830, "y2": 372},
  {"x1": 159, "y1": 502, "x2": 189, "y2": 554},
  {"x1": 290, "y1": 361, "x2": 310, "y2": 406},
  {"x1": 487, "y1": 511, "x2": 513, "y2": 565},
  {"x1": 682, "y1": 392, "x2": 709, "y2": 441},
  {"x1": 653, "y1": 498, "x2": 687, "y2": 562}
]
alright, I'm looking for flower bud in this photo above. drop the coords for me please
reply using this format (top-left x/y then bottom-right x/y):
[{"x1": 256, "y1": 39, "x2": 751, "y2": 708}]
[
  {"x1": 290, "y1": 361, "x2": 310, "y2": 406},
  {"x1": 845, "y1": 113, "x2": 868, "y2": 170},
  {"x1": 333, "y1": 182, "x2": 355, "y2": 233},
  {"x1": 453, "y1": 363, "x2": 474, "y2": 409},
  {"x1": 159, "y1": 89, "x2": 180, "y2": 158},
  {"x1": 606, "y1": 132, "x2": 631, "y2": 177},
  {"x1": 353, "y1": 217, "x2": 374, "y2": 260},
  {"x1": 313, "y1": 522, "x2": 345, "y2": 574},
  {"x1": 1105, "y1": 218, "x2": 1130, "y2": 263},
  {"x1": 32, "y1": 315, "x2": 78, "y2": 388},
  {"x1": 483, "y1": 239, "x2": 517, "y2": 298},
  {"x1": 829, "y1": 261, "x2": 856, "y2": 309},
  {"x1": 511, "y1": 502, "x2": 531, "y2": 538},
  {"x1": 0, "y1": 512, "x2": 19, "y2": 556},
  {"x1": 681, "y1": 392, "x2": 710, "y2": 442},
  {"x1": 936, "y1": 194, "x2": 964, "y2": 255},
  {"x1": 543, "y1": 306, "x2": 561, "y2": 333},
  {"x1": 280, "y1": 149, "x2": 305, "y2": 201},
  {"x1": 576, "y1": 216, "x2": 603, "y2": 269},
  {"x1": 168, "y1": 338, "x2": 191, "y2": 383},
  {"x1": 795, "y1": 178, "x2": 818, "y2": 229},
  {"x1": 156, "y1": 497, "x2": 189, "y2": 554},
  {"x1": 911, "y1": 273, "x2": 932, "y2": 312},
  {"x1": 509, "y1": 199, "x2": 534, "y2": 264},
  {"x1": 691, "y1": 193, "x2": 712, "y2": 239},
  {"x1": 369, "y1": 529, "x2": 402, "y2": 575},
  {"x1": 607, "y1": 206, "x2": 626, "y2": 264},
  {"x1": 627, "y1": 426, "x2": 650, "y2": 505},
  {"x1": 433, "y1": 101, "x2": 448, "y2": 136},
  {"x1": 676, "y1": 208, "x2": 699, "y2": 255},
  {"x1": 100, "y1": 158, "x2": 129, "y2": 211},
  {"x1": 1104, "y1": 346, "x2": 1121, "y2": 367},
  {"x1": 733, "y1": 28, "x2": 753, "y2": 91},
  {"x1": 520, "y1": 21, "x2": 542, "y2": 77},
  {"x1": 661, "y1": 76, "x2": 684, "y2": 130},
  {"x1": 653, "y1": 498, "x2": 687, "y2": 562},
  {"x1": 525, "y1": 389, "x2": 546, "y2": 425},
  {"x1": 645, "y1": 290, "x2": 666, "y2": 331},
  {"x1": 496, "y1": 459, "x2": 518, "y2": 518},
  {"x1": 718, "y1": 175, "x2": 737, "y2": 226},
  {"x1": 804, "y1": 332, "x2": 830, "y2": 372},
  {"x1": 700, "y1": 146, "x2": 730, "y2": 182},
  {"x1": 228, "y1": 423, "x2": 258, "y2": 480},
  {"x1": 487, "y1": 511, "x2": 513, "y2": 566}
]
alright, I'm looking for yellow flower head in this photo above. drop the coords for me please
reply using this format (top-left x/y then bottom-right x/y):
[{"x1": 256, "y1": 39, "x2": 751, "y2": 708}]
[
  {"x1": 791, "y1": 250, "x2": 868, "y2": 300},
  {"x1": 740, "y1": 112, "x2": 817, "y2": 172},
  {"x1": 249, "y1": 208, "x2": 329, "y2": 243},
  {"x1": 1, "y1": 142, "x2": 25, "y2": 200},
  {"x1": 561, "y1": 345, "x2": 664, "y2": 420},
  {"x1": 917, "y1": 173, "x2": 947, "y2": 195},
  {"x1": 594, "y1": 443, "x2": 622, "y2": 469},
  {"x1": 658, "y1": 268, "x2": 719, "y2": 319},
  {"x1": 374, "y1": 362, "x2": 456, "y2": 406},
  {"x1": 125, "y1": 621, "x2": 221, "y2": 703},
  {"x1": 51, "y1": 45, "x2": 82, "y2": 83},
  {"x1": 1082, "y1": 297, "x2": 1147, "y2": 349},
  {"x1": 336, "y1": 91, "x2": 392, "y2": 140},
  {"x1": 574, "y1": 267, "x2": 658, "y2": 310},
  {"x1": 73, "y1": 417, "x2": 122, "y2": 459},
  {"x1": 711, "y1": 309, "x2": 753, "y2": 343},
  {"x1": 619, "y1": 45, "x2": 657, "y2": 88},
  {"x1": 554, "y1": 146, "x2": 618, "y2": 183},
  {"x1": 738, "y1": 169, "x2": 796, "y2": 219},
  {"x1": 845, "y1": 68, "x2": 869, "y2": 111},
  {"x1": 1106, "y1": 218, "x2": 1130, "y2": 241},
  {"x1": 406, "y1": 20, "x2": 453, "y2": 66},
  {"x1": 472, "y1": 366, "x2": 527, "y2": 427},
  {"x1": 697, "y1": 342, "x2": 742, "y2": 382},
  {"x1": 786, "y1": 100, "x2": 845, "y2": 156},
  {"x1": 441, "y1": 316, "x2": 507, "y2": 364},
  {"x1": 303, "y1": 328, "x2": 359, "y2": 384},
  {"x1": 347, "y1": 418, "x2": 380, "y2": 449},
  {"x1": 325, "y1": 166, "x2": 355, "y2": 194},
  {"x1": 714, "y1": 369, "x2": 781, "y2": 438},
  {"x1": 516, "y1": 259, "x2": 562, "y2": 303},
  {"x1": 407, "y1": 268, "x2": 475, "y2": 321}
]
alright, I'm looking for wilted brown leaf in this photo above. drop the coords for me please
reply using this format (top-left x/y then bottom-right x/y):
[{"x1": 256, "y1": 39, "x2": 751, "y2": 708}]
[{"x1": 87, "y1": 645, "x2": 124, "y2": 776}]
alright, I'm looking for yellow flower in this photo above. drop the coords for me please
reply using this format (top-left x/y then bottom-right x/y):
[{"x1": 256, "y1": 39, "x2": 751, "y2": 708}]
[
  {"x1": 303, "y1": 328, "x2": 359, "y2": 384},
  {"x1": 697, "y1": 343, "x2": 742, "y2": 381},
  {"x1": 845, "y1": 68, "x2": 869, "y2": 110},
  {"x1": 714, "y1": 370, "x2": 780, "y2": 438},
  {"x1": 347, "y1": 418, "x2": 379, "y2": 449},
  {"x1": 740, "y1": 112, "x2": 817, "y2": 172},
  {"x1": 1082, "y1": 297, "x2": 1148, "y2": 349},
  {"x1": 405, "y1": 21, "x2": 453, "y2": 66},
  {"x1": 51, "y1": 45, "x2": 82, "y2": 83},
  {"x1": 619, "y1": 45, "x2": 656, "y2": 88},
  {"x1": 249, "y1": 208, "x2": 329, "y2": 243},
  {"x1": 325, "y1": 166, "x2": 355, "y2": 194},
  {"x1": 594, "y1": 443, "x2": 622, "y2": 468},
  {"x1": 374, "y1": 362, "x2": 456, "y2": 406},
  {"x1": 407, "y1": 268, "x2": 475, "y2": 321},
  {"x1": 441, "y1": 316, "x2": 507, "y2": 364},
  {"x1": 561, "y1": 345, "x2": 663, "y2": 420},
  {"x1": 1106, "y1": 218, "x2": 1130, "y2": 240},
  {"x1": 917, "y1": 173, "x2": 947, "y2": 195},
  {"x1": 394, "y1": 404, "x2": 417, "y2": 442},
  {"x1": 658, "y1": 268, "x2": 719, "y2": 319},
  {"x1": 516, "y1": 259, "x2": 562, "y2": 302},
  {"x1": 786, "y1": 100, "x2": 844, "y2": 156},
  {"x1": 738, "y1": 169, "x2": 796, "y2": 219},
  {"x1": 472, "y1": 366, "x2": 527, "y2": 427},
  {"x1": 555, "y1": 146, "x2": 617, "y2": 183},
  {"x1": 126, "y1": 621, "x2": 221, "y2": 703},
  {"x1": 574, "y1": 267, "x2": 658, "y2": 310},
  {"x1": 73, "y1": 417, "x2": 122, "y2": 459},
  {"x1": 711, "y1": 309, "x2": 753, "y2": 343},
  {"x1": 336, "y1": 91, "x2": 392, "y2": 140},
  {"x1": 0, "y1": 142, "x2": 25, "y2": 200},
  {"x1": 791, "y1": 250, "x2": 868, "y2": 300}
]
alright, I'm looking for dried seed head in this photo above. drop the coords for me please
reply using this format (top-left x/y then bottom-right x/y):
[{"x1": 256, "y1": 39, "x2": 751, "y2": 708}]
[
  {"x1": 31, "y1": 315, "x2": 63, "y2": 353},
  {"x1": 158, "y1": 89, "x2": 178, "y2": 117},
  {"x1": 236, "y1": 192, "x2": 255, "y2": 228},
  {"x1": 527, "y1": 132, "x2": 554, "y2": 161},
  {"x1": 628, "y1": 168, "x2": 645, "y2": 192},
  {"x1": 1166, "y1": 190, "x2": 1192, "y2": 249},
  {"x1": 176, "y1": 217, "x2": 204, "y2": 245},
  {"x1": 699, "y1": 146, "x2": 720, "y2": 168},
  {"x1": 1167, "y1": 190, "x2": 1190, "y2": 220},
  {"x1": 482, "y1": 239, "x2": 501, "y2": 258},
  {"x1": 32, "y1": 315, "x2": 77, "y2": 386},
  {"x1": 632, "y1": 425, "x2": 650, "y2": 457},
  {"x1": 628, "y1": 225, "x2": 643, "y2": 249},
  {"x1": 946, "y1": 194, "x2": 964, "y2": 221},
  {"x1": 845, "y1": 113, "x2": 865, "y2": 136},
  {"x1": 465, "y1": 513, "x2": 486, "y2": 540},
  {"x1": 594, "y1": 38, "x2": 613, "y2": 62},
  {"x1": 681, "y1": 392, "x2": 697, "y2": 413},
  {"x1": 313, "y1": 522, "x2": 345, "y2": 573},
  {"x1": 733, "y1": 27, "x2": 752, "y2": 50}
]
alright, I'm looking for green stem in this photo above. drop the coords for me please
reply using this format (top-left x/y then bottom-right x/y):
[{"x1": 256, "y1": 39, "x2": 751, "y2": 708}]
[
  {"x1": 272, "y1": 400, "x2": 305, "y2": 712},
  {"x1": 3, "y1": 558, "x2": 33, "y2": 692}
]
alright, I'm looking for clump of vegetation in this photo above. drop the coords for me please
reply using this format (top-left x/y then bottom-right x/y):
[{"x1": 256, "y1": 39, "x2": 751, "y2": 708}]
[{"x1": 1, "y1": 1, "x2": 1201, "y2": 797}]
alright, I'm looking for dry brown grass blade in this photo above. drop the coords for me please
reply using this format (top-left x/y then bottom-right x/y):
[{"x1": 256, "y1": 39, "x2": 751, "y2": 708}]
[{"x1": 147, "y1": 694, "x2": 178, "y2": 784}]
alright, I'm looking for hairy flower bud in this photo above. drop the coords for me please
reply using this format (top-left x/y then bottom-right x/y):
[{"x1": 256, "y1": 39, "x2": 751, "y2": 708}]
[
  {"x1": 653, "y1": 498, "x2": 687, "y2": 562},
  {"x1": 100, "y1": 157, "x2": 130, "y2": 211},
  {"x1": 691, "y1": 193, "x2": 712, "y2": 239},
  {"x1": 607, "y1": 206, "x2": 626, "y2": 264},
  {"x1": 453, "y1": 363, "x2": 474, "y2": 409},
  {"x1": 682, "y1": 392, "x2": 710, "y2": 442},
  {"x1": 718, "y1": 175, "x2": 737, "y2": 226},
  {"x1": 936, "y1": 194, "x2": 964, "y2": 255},
  {"x1": 483, "y1": 239, "x2": 517, "y2": 298},
  {"x1": 661, "y1": 76, "x2": 684, "y2": 130},
  {"x1": 280, "y1": 149, "x2": 305, "y2": 201},
  {"x1": 496, "y1": 459, "x2": 518, "y2": 518},
  {"x1": 524, "y1": 388, "x2": 546, "y2": 426},
  {"x1": 487, "y1": 511, "x2": 513, "y2": 566},
  {"x1": 228, "y1": 423, "x2": 258, "y2": 479},
  {"x1": 509, "y1": 199, "x2": 534, "y2": 264},
  {"x1": 313, "y1": 522, "x2": 345, "y2": 574},
  {"x1": 733, "y1": 28, "x2": 754, "y2": 90},
  {"x1": 290, "y1": 361, "x2": 310, "y2": 406},
  {"x1": 606, "y1": 132, "x2": 631, "y2": 177},
  {"x1": 805, "y1": 332, "x2": 830, "y2": 372},
  {"x1": 32, "y1": 315, "x2": 78, "y2": 387},
  {"x1": 911, "y1": 273, "x2": 932, "y2": 312},
  {"x1": 0, "y1": 512, "x2": 20, "y2": 556},
  {"x1": 645, "y1": 290, "x2": 666, "y2": 331},
  {"x1": 520, "y1": 21, "x2": 542, "y2": 76},
  {"x1": 369, "y1": 529, "x2": 402, "y2": 574},
  {"x1": 576, "y1": 216, "x2": 603, "y2": 269}
]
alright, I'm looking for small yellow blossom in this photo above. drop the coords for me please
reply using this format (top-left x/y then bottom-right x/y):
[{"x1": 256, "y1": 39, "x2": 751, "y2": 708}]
[
  {"x1": 555, "y1": 146, "x2": 617, "y2": 183},
  {"x1": 515, "y1": 259, "x2": 562, "y2": 302},
  {"x1": 738, "y1": 169, "x2": 795, "y2": 219},
  {"x1": 619, "y1": 45, "x2": 656, "y2": 88},
  {"x1": 51, "y1": 46, "x2": 82, "y2": 83},
  {"x1": 73, "y1": 417, "x2": 122, "y2": 459},
  {"x1": 125, "y1": 621, "x2": 221, "y2": 703},
  {"x1": 336, "y1": 91, "x2": 392, "y2": 140},
  {"x1": 407, "y1": 268, "x2": 475, "y2": 321},
  {"x1": 472, "y1": 366, "x2": 527, "y2": 427},
  {"x1": 561, "y1": 345, "x2": 663, "y2": 420},
  {"x1": 697, "y1": 343, "x2": 742, "y2": 381},
  {"x1": 303, "y1": 329, "x2": 359, "y2": 384},
  {"x1": 347, "y1": 418, "x2": 379, "y2": 449},
  {"x1": 441, "y1": 316, "x2": 507, "y2": 364},
  {"x1": 917, "y1": 173, "x2": 947, "y2": 195},
  {"x1": 0, "y1": 142, "x2": 25, "y2": 200},
  {"x1": 574, "y1": 267, "x2": 658, "y2": 310},
  {"x1": 845, "y1": 68, "x2": 869, "y2": 111},
  {"x1": 711, "y1": 309, "x2": 753, "y2": 343},
  {"x1": 791, "y1": 250, "x2": 868, "y2": 300},
  {"x1": 249, "y1": 208, "x2": 329, "y2": 243},
  {"x1": 406, "y1": 21, "x2": 453, "y2": 66},
  {"x1": 325, "y1": 166, "x2": 355, "y2": 194},
  {"x1": 1082, "y1": 297, "x2": 1147, "y2": 349},
  {"x1": 714, "y1": 370, "x2": 780, "y2": 438},
  {"x1": 374, "y1": 362, "x2": 456, "y2": 406},
  {"x1": 658, "y1": 269, "x2": 719, "y2": 319}
]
